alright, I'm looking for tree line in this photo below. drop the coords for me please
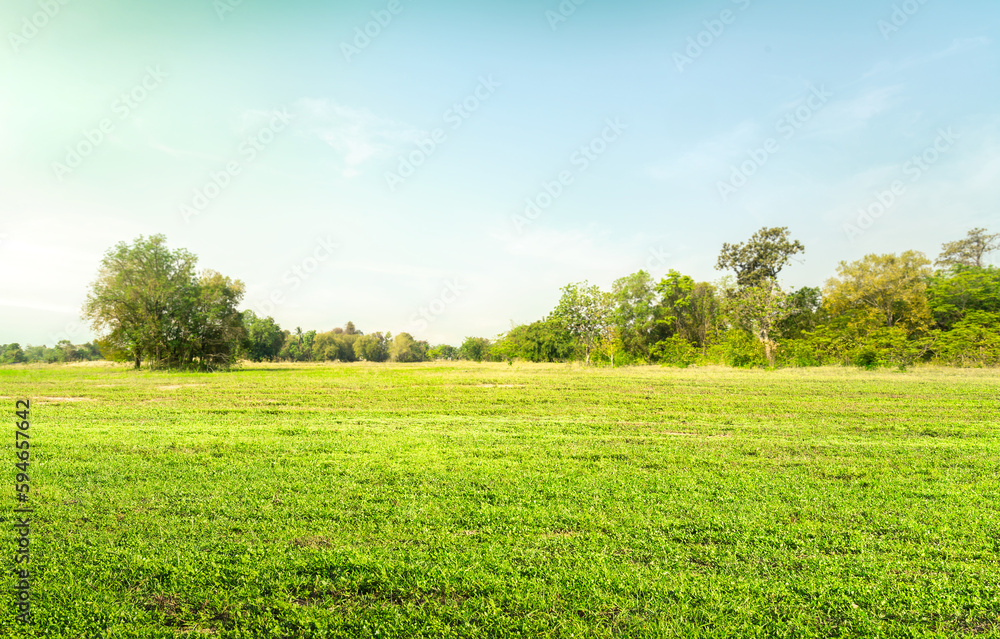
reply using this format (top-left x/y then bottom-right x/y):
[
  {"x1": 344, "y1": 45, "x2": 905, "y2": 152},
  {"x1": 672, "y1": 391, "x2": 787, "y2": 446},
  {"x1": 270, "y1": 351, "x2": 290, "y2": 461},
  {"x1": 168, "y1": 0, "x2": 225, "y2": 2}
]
[
  {"x1": 6, "y1": 229, "x2": 996, "y2": 370},
  {"x1": 473, "y1": 227, "x2": 1000, "y2": 369},
  {"x1": 0, "y1": 341, "x2": 103, "y2": 365}
]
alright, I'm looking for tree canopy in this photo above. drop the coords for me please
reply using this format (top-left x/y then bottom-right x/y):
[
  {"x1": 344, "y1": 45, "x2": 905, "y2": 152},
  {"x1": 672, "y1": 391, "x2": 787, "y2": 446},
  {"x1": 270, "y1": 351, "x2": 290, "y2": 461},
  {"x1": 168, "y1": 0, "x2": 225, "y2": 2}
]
[
  {"x1": 936, "y1": 228, "x2": 1000, "y2": 269},
  {"x1": 83, "y1": 235, "x2": 246, "y2": 370},
  {"x1": 716, "y1": 226, "x2": 805, "y2": 288}
]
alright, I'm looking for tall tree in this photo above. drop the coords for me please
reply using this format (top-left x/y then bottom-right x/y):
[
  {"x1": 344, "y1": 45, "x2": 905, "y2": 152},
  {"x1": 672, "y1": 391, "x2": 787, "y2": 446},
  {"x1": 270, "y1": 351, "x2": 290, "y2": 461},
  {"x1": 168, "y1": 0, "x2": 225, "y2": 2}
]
[
  {"x1": 723, "y1": 278, "x2": 791, "y2": 367},
  {"x1": 610, "y1": 271, "x2": 657, "y2": 362},
  {"x1": 716, "y1": 227, "x2": 805, "y2": 288},
  {"x1": 83, "y1": 235, "x2": 245, "y2": 370},
  {"x1": 654, "y1": 271, "x2": 720, "y2": 350},
  {"x1": 936, "y1": 228, "x2": 1000, "y2": 269},
  {"x1": 549, "y1": 281, "x2": 611, "y2": 365}
]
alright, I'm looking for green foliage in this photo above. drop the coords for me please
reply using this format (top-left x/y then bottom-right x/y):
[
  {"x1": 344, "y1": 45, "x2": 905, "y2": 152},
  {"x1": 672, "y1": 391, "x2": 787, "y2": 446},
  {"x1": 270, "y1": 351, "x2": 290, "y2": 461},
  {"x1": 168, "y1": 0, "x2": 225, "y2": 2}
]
[
  {"x1": 721, "y1": 278, "x2": 790, "y2": 367},
  {"x1": 823, "y1": 251, "x2": 933, "y2": 331},
  {"x1": 927, "y1": 265, "x2": 1000, "y2": 330},
  {"x1": 0, "y1": 343, "x2": 27, "y2": 364},
  {"x1": 494, "y1": 320, "x2": 578, "y2": 363},
  {"x1": 650, "y1": 334, "x2": 698, "y2": 368},
  {"x1": 721, "y1": 329, "x2": 768, "y2": 368},
  {"x1": 933, "y1": 311, "x2": 1000, "y2": 367},
  {"x1": 389, "y1": 332, "x2": 429, "y2": 363},
  {"x1": 82, "y1": 235, "x2": 246, "y2": 370},
  {"x1": 653, "y1": 272, "x2": 720, "y2": 350},
  {"x1": 353, "y1": 332, "x2": 390, "y2": 362},
  {"x1": 716, "y1": 226, "x2": 804, "y2": 288},
  {"x1": 0, "y1": 341, "x2": 103, "y2": 364},
  {"x1": 241, "y1": 311, "x2": 285, "y2": 362},
  {"x1": 549, "y1": 281, "x2": 611, "y2": 364},
  {"x1": 776, "y1": 286, "x2": 823, "y2": 339},
  {"x1": 458, "y1": 336, "x2": 492, "y2": 362},
  {"x1": 427, "y1": 344, "x2": 458, "y2": 360},
  {"x1": 609, "y1": 271, "x2": 657, "y2": 362}
]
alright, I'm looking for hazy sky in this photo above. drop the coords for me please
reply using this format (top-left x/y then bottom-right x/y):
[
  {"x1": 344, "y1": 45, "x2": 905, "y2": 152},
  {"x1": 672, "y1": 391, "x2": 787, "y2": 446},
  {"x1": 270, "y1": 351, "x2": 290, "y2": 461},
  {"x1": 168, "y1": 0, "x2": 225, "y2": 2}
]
[{"x1": 1, "y1": 0, "x2": 998, "y2": 347}]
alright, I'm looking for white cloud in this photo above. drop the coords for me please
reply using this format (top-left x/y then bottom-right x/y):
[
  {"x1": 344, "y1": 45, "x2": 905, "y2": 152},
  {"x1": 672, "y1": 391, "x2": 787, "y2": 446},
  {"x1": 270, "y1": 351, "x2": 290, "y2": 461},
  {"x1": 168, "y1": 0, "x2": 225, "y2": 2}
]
[
  {"x1": 863, "y1": 37, "x2": 992, "y2": 79},
  {"x1": 293, "y1": 98, "x2": 425, "y2": 178}
]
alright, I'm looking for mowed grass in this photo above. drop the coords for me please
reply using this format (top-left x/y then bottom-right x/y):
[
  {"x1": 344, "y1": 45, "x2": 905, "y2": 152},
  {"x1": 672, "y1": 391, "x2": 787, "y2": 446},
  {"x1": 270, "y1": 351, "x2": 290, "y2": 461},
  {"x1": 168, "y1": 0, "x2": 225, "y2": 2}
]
[{"x1": 0, "y1": 362, "x2": 999, "y2": 638}]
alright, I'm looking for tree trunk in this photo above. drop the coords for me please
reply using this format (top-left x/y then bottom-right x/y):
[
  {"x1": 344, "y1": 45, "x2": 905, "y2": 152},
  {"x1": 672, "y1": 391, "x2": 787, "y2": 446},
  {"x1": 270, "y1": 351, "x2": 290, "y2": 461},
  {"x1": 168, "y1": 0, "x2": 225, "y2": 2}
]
[{"x1": 134, "y1": 355, "x2": 141, "y2": 369}]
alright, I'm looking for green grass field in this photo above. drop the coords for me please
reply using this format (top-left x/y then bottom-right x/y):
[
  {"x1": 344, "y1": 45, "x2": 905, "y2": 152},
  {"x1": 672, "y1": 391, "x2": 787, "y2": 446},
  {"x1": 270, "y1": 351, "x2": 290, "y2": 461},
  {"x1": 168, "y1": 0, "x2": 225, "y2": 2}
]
[{"x1": 1, "y1": 362, "x2": 998, "y2": 638}]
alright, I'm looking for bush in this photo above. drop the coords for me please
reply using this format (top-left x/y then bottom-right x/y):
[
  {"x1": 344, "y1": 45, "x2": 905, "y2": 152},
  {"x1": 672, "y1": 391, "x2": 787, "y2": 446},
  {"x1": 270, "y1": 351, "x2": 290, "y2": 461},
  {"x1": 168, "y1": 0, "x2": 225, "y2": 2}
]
[
  {"x1": 651, "y1": 335, "x2": 698, "y2": 368},
  {"x1": 722, "y1": 331, "x2": 767, "y2": 368}
]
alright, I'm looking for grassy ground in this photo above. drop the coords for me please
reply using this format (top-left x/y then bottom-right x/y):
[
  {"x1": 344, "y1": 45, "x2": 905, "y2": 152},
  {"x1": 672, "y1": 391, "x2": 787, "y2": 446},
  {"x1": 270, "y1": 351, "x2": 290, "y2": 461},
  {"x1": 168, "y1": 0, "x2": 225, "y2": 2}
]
[{"x1": 0, "y1": 361, "x2": 998, "y2": 638}]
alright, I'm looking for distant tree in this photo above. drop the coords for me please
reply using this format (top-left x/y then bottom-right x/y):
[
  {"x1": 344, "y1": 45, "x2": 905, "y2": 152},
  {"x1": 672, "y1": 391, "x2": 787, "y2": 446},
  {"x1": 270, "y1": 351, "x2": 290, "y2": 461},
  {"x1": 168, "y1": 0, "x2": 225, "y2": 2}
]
[
  {"x1": 716, "y1": 226, "x2": 804, "y2": 288},
  {"x1": 653, "y1": 271, "x2": 721, "y2": 351},
  {"x1": 83, "y1": 235, "x2": 246, "y2": 370},
  {"x1": 495, "y1": 320, "x2": 577, "y2": 362},
  {"x1": 390, "y1": 332, "x2": 428, "y2": 362},
  {"x1": 458, "y1": 337, "x2": 492, "y2": 362},
  {"x1": 0, "y1": 344, "x2": 27, "y2": 364},
  {"x1": 610, "y1": 271, "x2": 657, "y2": 362},
  {"x1": 427, "y1": 344, "x2": 458, "y2": 360},
  {"x1": 936, "y1": 228, "x2": 1000, "y2": 269},
  {"x1": 549, "y1": 281, "x2": 611, "y2": 365},
  {"x1": 354, "y1": 332, "x2": 389, "y2": 362},
  {"x1": 242, "y1": 311, "x2": 285, "y2": 362},
  {"x1": 824, "y1": 251, "x2": 933, "y2": 331}
]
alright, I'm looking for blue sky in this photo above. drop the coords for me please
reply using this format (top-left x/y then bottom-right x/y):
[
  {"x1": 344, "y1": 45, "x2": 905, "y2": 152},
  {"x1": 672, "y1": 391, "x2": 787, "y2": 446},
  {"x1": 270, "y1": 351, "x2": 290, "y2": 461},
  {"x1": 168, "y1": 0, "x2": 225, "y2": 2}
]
[{"x1": 1, "y1": 0, "x2": 998, "y2": 347}]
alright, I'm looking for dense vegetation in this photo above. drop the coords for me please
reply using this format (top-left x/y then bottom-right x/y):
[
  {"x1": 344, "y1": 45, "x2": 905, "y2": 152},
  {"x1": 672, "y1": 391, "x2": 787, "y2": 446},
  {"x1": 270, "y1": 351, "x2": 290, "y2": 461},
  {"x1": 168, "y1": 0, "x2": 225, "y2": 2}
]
[
  {"x1": 3, "y1": 363, "x2": 998, "y2": 637},
  {"x1": 6, "y1": 228, "x2": 997, "y2": 370}
]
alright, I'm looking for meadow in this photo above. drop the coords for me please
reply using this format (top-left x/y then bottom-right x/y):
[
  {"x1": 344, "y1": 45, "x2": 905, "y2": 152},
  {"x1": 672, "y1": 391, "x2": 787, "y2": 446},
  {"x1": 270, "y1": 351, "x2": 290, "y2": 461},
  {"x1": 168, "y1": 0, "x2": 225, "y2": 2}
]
[{"x1": 0, "y1": 361, "x2": 998, "y2": 638}]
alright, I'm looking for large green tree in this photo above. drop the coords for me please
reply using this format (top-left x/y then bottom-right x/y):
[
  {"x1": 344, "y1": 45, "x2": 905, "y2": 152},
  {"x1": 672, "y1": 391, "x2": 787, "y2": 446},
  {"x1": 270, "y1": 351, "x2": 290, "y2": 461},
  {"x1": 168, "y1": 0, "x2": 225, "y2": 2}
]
[
  {"x1": 83, "y1": 235, "x2": 246, "y2": 369},
  {"x1": 390, "y1": 332, "x2": 429, "y2": 363},
  {"x1": 823, "y1": 251, "x2": 933, "y2": 331},
  {"x1": 653, "y1": 271, "x2": 720, "y2": 351},
  {"x1": 242, "y1": 311, "x2": 285, "y2": 362},
  {"x1": 549, "y1": 281, "x2": 611, "y2": 365},
  {"x1": 610, "y1": 271, "x2": 657, "y2": 362}
]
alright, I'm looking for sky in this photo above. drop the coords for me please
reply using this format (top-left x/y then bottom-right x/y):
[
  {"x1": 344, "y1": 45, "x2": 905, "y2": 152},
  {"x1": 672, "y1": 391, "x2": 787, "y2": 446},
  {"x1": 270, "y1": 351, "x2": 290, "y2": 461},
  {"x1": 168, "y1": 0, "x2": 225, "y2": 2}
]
[{"x1": 1, "y1": 0, "x2": 998, "y2": 347}]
